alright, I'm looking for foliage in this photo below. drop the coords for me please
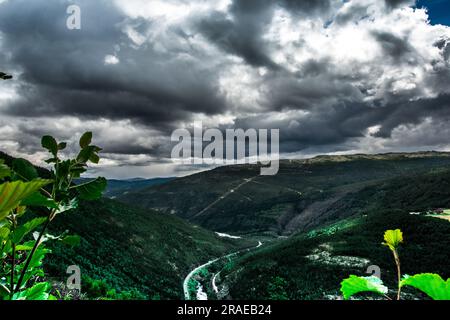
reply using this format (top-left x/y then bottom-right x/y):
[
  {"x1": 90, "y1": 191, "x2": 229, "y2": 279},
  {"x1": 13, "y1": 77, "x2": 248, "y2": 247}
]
[
  {"x1": 221, "y1": 166, "x2": 450, "y2": 300},
  {"x1": 0, "y1": 133, "x2": 105, "y2": 300},
  {"x1": 340, "y1": 230, "x2": 450, "y2": 300},
  {"x1": 118, "y1": 154, "x2": 450, "y2": 234},
  {"x1": 82, "y1": 276, "x2": 147, "y2": 300},
  {"x1": 340, "y1": 276, "x2": 388, "y2": 300},
  {"x1": 267, "y1": 276, "x2": 289, "y2": 300},
  {"x1": 382, "y1": 229, "x2": 403, "y2": 252},
  {"x1": 401, "y1": 274, "x2": 450, "y2": 300},
  {"x1": 44, "y1": 198, "x2": 248, "y2": 299}
]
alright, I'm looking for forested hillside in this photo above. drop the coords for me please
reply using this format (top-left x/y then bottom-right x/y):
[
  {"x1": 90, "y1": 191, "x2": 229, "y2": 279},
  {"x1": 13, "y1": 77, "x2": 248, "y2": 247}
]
[
  {"x1": 218, "y1": 168, "x2": 450, "y2": 299},
  {"x1": 118, "y1": 153, "x2": 450, "y2": 235}
]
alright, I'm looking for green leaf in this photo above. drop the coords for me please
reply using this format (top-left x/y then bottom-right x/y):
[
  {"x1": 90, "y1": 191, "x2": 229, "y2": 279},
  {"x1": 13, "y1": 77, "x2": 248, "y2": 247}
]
[
  {"x1": 0, "y1": 284, "x2": 10, "y2": 298},
  {"x1": 0, "y1": 227, "x2": 10, "y2": 240},
  {"x1": 76, "y1": 146, "x2": 94, "y2": 163},
  {"x1": 12, "y1": 217, "x2": 47, "y2": 244},
  {"x1": 401, "y1": 274, "x2": 450, "y2": 300},
  {"x1": 382, "y1": 229, "x2": 403, "y2": 251},
  {"x1": 44, "y1": 158, "x2": 57, "y2": 164},
  {"x1": 41, "y1": 135, "x2": 58, "y2": 156},
  {"x1": 21, "y1": 192, "x2": 58, "y2": 209},
  {"x1": 0, "y1": 160, "x2": 11, "y2": 180},
  {"x1": 79, "y1": 132, "x2": 93, "y2": 148},
  {"x1": 73, "y1": 177, "x2": 106, "y2": 200},
  {"x1": 0, "y1": 180, "x2": 52, "y2": 220},
  {"x1": 13, "y1": 282, "x2": 51, "y2": 300},
  {"x1": 58, "y1": 142, "x2": 67, "y2": 150},
  {"x1": 340, "y1": 275, "x2": 388, "y2": 300},
  {"x1": 15, "y1": 244, "x2": 34, "y2": 251},
  {"x1": 12, "y1": 158, "x2": 38, "y2": 181},
  {"x1": 61, "y1": 235, "x2": 80, "y2": 247},
  {"x1": 55, "y1": 198, "x2": 78, "y2": 215},
  {"x1": 89, "y1": 152, "x2": 100, "y2": 164},
  {"x1": 27, "y1": 246, "x2": 50, "y2": 269}
]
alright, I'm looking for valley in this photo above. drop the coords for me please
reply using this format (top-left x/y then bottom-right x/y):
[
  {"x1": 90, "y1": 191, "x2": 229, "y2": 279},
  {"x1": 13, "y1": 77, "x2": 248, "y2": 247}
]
[{"x1": 2, "y1": 151, "x2": 450, "y2": 300}]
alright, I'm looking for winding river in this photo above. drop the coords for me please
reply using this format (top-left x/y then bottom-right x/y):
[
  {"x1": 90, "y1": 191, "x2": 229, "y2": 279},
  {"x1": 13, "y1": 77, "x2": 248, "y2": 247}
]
[{"x1": 183, "y1": 240, "x2": 263, "y2": 300}]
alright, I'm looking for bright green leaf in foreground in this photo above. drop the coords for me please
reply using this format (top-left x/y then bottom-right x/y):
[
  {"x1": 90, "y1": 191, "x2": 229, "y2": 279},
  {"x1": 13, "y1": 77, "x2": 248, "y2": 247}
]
[
  {"x1": 341, "y1": 275, "x2": 388, "y2": 300},
  {"x1": 382, "y1": 229, "x2": 403, "y2": 251},
  {"x1": 401, "y1": 274, "x2": 450, "y2": 300},
  {"x1": 12, "y1": 217, "x2": 47, "y2": 244},
  {"x1": 0, "y1": 180, "x2": 52, "y2": 220},
  {"x1": 12, "y1": 282, "x2": 51, "y2": 300}
]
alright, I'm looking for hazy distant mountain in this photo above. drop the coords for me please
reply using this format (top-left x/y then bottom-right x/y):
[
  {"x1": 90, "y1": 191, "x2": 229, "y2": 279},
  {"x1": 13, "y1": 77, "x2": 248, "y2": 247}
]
[{"x1": 76, "y1": 177, "x2": 175, "y2": 198}]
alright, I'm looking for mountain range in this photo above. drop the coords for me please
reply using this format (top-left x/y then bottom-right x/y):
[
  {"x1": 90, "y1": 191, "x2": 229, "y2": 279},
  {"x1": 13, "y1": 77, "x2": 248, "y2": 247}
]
[{"x1": 2, "y1": 150, "x2": 450, "y2": 299}]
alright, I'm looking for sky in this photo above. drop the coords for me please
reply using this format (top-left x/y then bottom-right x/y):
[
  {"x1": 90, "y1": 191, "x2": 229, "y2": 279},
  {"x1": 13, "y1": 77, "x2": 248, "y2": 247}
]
[{"x1": 0, "y1": 0, "x2": 450, "y2": 178}]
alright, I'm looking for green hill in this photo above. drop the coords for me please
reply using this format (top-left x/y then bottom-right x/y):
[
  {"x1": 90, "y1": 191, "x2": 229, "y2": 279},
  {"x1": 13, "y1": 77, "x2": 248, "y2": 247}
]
[
  {"x1": 0, "y1": 151, "x2": 251, "y2": 299},
  {"x1": 46, "y1": 198, "x2": 249, "y2": 299},
  {"x1": 3, "y1": 150, "x2": 450, "y2": 300},
  {"x1": 118, "y1": 152, "x2": 450, "y2": 235},
  {"x1": 217, "y1": 168, "x2": 450, "y2": 299}
]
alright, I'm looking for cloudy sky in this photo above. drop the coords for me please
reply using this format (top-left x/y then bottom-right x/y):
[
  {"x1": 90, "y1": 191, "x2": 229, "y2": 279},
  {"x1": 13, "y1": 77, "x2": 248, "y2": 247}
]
[{"x1": 1, "y1": 0, "x2": 450, "y2": 178}]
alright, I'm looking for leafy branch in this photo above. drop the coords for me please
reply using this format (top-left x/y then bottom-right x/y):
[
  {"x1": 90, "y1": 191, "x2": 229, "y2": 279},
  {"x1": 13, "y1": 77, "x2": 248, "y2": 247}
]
[{"x1": 0, "y1": 132, "x2": 106, "y2": 300}]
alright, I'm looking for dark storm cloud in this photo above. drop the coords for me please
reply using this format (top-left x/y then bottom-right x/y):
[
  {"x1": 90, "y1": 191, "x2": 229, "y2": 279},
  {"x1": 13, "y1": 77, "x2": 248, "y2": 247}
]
[
  {"x1": 373, "y1": 94, "x2": 450, "y2": 138},
  {"x1": 231, "y1": 92, "x2": 450, "y2": 154},
  {"x1": 372, "y1": 31, "x2": 415, "y2": 63},
  {"x1": 384, "y1": 0, "x2": 416, "y2": 9},
  {"x1": 0, "y1": 0, "x2": 450, "y2": 176},
  {"x1": 279, "y1": 0, "x2": 332, "y2": 15},
  {"x1": 197, "y1": 0, "x2": 333, "y2": 69},
  {"x1": 0, "y1": 0, "x2": 227, "y2": 131},
  {"x1": 197, "y1": 0, "x2": 277, "y2": 69}
]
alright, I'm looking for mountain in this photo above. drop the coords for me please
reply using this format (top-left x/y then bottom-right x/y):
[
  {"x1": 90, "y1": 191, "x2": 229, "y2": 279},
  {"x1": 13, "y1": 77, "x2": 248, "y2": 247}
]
[
  {"x1": 76, "y1": 177, "x2": 175, "y2": 198},
  {"x1": 118, "y1": 152, "x2": 450, "y2": 235},
  {"x1": 3, "y1": 150, "x2": 450, "y2": 300},
  {"x1": 0, "y1": 151, "x2": 252, "y2": 299},
  {"x1": 46, "y1": 198, "x2": 251, "y2": 299},
  {"x1": 216, "y1": 167, "x2": 450, "y2": 299}
]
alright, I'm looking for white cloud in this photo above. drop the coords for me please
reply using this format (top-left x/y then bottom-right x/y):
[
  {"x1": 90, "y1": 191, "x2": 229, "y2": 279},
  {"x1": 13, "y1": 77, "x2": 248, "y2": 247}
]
[
  {"x1": 104, "y1": 54, "x2": 120, "y2": 65},
  {"x1": 1, "y1": 0, "x2": 450, "y2": 178}
]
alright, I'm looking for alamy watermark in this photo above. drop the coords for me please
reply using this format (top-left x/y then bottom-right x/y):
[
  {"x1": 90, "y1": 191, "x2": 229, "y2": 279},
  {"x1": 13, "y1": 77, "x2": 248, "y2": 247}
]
[
  {"x1": 66, "y1": 4, "x2": 81, "y2": 30},
  {"x1": 66, "y1": 265, "x2": 81, "y2": 292},
  {"x1": 171, "y1": 122, "x2": 280, "y2": 175}
]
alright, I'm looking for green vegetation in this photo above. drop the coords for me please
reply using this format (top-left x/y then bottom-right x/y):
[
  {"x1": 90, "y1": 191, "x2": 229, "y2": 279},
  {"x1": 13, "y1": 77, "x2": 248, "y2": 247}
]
[
  {"x1": 2, "y1": 126, "x2": 450, "y2": 300},
  {"x1": 341, "y1": 229, "x2": 450, "y2": 300},
  {"x1": 45, "y1": 198, "x2": 249, "y2": 299},
  {"x1": 1, "y1": 135, "x2": 248, "y2": 300},
  {"x1": 218, "y1": 168, "x2": 450, "y2": 299},
  {"x1": 0, "y1": 132, "x2": 105, "y2": 300},
  {"x1": 118, "y1": 153, "x2": 450, "y2": 235}
]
